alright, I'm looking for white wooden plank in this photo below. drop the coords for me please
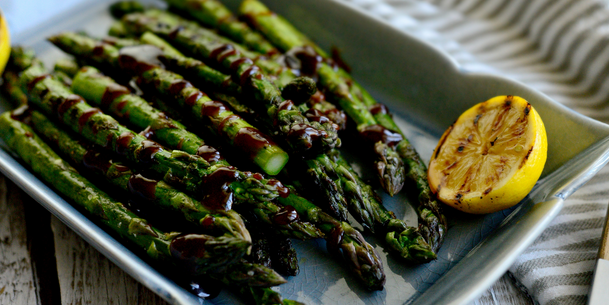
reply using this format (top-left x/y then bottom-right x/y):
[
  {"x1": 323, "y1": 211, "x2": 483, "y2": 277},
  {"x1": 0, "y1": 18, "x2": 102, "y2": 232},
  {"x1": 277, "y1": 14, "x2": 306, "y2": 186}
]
[
  {"x1": 0, "y1": 175, "x2": 40, "y2": 304},
  {"x1": 51, "y1": 216, "x2": 169, "y2": 305}
]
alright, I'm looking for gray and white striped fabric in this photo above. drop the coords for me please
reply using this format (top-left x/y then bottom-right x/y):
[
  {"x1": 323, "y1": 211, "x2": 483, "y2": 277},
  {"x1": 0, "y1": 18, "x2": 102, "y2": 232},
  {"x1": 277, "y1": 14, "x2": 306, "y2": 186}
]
[{"x1": 342, "y1": 0, "x2": 609, "y2": 304}]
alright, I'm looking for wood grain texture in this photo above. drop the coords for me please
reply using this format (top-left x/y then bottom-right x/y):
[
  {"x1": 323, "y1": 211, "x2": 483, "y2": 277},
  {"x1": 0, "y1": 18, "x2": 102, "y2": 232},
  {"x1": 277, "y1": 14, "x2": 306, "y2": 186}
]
[
  {"x1": 51, "y1": 216, "x2": 169, "y2": 305},
  {"x1": 0, "y1": 176, "x2": 40, "y2": 304}
]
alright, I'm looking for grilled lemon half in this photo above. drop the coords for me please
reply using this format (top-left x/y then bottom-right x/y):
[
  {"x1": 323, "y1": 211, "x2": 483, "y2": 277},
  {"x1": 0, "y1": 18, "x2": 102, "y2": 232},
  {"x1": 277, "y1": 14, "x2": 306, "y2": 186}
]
[
  {"x1": 428, "y1": 95, "x2": 547, "y2": 214},
  {"x1": 0, "y1": 11, "x2": 9, "y2": 74}
]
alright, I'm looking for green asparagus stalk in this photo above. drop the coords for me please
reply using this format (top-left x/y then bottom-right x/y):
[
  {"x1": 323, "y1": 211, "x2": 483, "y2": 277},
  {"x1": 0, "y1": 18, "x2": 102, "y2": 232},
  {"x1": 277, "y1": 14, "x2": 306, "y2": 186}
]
[
  {"x1": 246, "y1": 229, "x2": 272, "y2": 268},
  {"x1": 119, "y1": 12, "x2": 341, "y2": 154},
  {"x1": 0, "y1": 111, "x2": 249, "y2": 275},
  {"x1": 136, "y1": 29, "x2": 347, "y2": 131},
  {"x1": 24, "y1": 61, "x2": 323, "y2": 240},
  {"x1": 7, "y1": 46, "x2": 38, "y2": 71},
  {"x1": 163, "y1": 0, "x2": 278, "y2": 55},
  {"x1": 240, "y1": 0, "x2": 447, "y2": 251},
  {"x1": 239, "y1": 0, "x2": 404, "y2": 196},
  {"x1": 1, "y1": 70, "x2": 28, "y2": 106},
  {"x1": 49, "y1": 32, "x2": 291, "y2": 176},
  {"x1": 21, "y1": 62, "x2": 282, "y2": 210},
  {"x1": 109, "y1": 0, "x2": 144, "y2": 19},
  {"x1": 139, "y1": 32, "x2": 184, "y2": 57},
  {"x1": 54, "y1": 58, "x2": 81, "y2": 78},
  {"x1": 276, "y1": 190, "x2": 385, "y2": 291},
  {"x1": 329, "y1": 150, "x2": 436, "y2": 262},
  {"x1": 130, "y1": 9, "x2": 295, "y2": 86},
  {"x1": 28, "y1": 109, "x2": 251, "y2": 242},
  {"x1": 268, "y1": 233, "x2": 299, "y2": 276}
]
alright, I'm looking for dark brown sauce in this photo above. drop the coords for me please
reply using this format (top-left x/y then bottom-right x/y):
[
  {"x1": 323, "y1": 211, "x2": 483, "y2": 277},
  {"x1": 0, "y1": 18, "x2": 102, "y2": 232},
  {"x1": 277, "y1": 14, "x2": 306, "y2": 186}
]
[
  {"x1": 309, "y1": 91, "x2": 325, "y2": 105},
  {"x1": 83, "y1": 150, "x2": 112, "y2": 175},
  {"x1": 238, "y1": 66, "x2": 260, "y2": 86},
  {"x1": 210, "y1": 44, "x2": 234, "y2": 62},
  {"x1": 369, "y1": 103, "x2": 389, "y2": 115},
  {"x1": 201, "y1": 100, "x2": 227, "y2": 118},
  {"x1": 168, "y1": 26, "x2": 184, "y2": 40},
  {"x1": 304, "y1": 108, "x2": 330, "y2": 124},
  {"x1": 229, "y1": 58, "x2": 253, "y2": 71},
  {"x1": 115, "y1": 100, "x2": 129, "y2": 112},
  {"x1": 168, "y1": 79, "x2": 192, "y2": 95},
  {"x1": 169, "y1": 234, "x2": 216, "y2": 273},
  {"x1": 288, "y1": 124, "x2": 325, "y2": 148},
  {"x1": 128, "y1": 174, "x2": 158, "y2": 201},
  {"x1": 101, "y1": 83, "x2": 131, "y2": 108},
  {"x1": 185, "y1": 92, "x2": 203, "y2": 107},
  {"x1": 115, "y1": 131, "x2": 135, "y2": 155},
  {"x1": 78, "y1": 108, "x2": 101, "y2": 131},
  {"x1": 360, "y1": 124, "x2": 403, "y2": 147},
  {"x1": 200, "y1": 215, "x2": 216, "y2": 230},
  {"x1": 273, "y1": 205, "x2": 299, "y2": 225},
  {"x1": 92, "y1": 43, "x2": 105, "y2": 56},
  {"x1": 232, "y1": 127, "x2": 271, "y2": 160},
  {"x1": 139, "y1": 126, "x2": 155, "y2": 139},
  {"x1": 56, "y1": 95, "x2": 85, "y2": 120},
  {"x1": 200, "y1": 167, "x2": 238, "y2": 211},
  {"x1": 118, "y1": 45, "x2": 164, "y2": 75},
  {"x1": 138, "y1": 140, "x2": 163, "y2": 164},
  {"x1": 217, "y1": 115, "x2": 239, "y2": 134},
  {"x1": 196, "y1": 145, "x2": 222, "y2": 163},
  {"x1": 177, "y1": 138, "x2": 185, "y2": 150},
  {"x1": 327, "y1": 225, "x2": 345, "y2": 255},
  {"x1": 268, "y1": 179, "x2": 290, "y2": 198},
  {"x1": 27, "y1": 74, "x2": 50, "y2": 91},
  {"x1": 330, "y1": 47, "x2": 352, "y2": 74},
  {"x1": 284, "y1": 46, "x2": 324, "y2": 77},
  {"x1": 277, "y1": 100, "x2": 294, "y2": 112},
  {"x1": 217, "y1": 49, "x2": 238, "y2": 64},
  {"x1": 82, "y1": 150, "x2": 129, "y2": 175}
]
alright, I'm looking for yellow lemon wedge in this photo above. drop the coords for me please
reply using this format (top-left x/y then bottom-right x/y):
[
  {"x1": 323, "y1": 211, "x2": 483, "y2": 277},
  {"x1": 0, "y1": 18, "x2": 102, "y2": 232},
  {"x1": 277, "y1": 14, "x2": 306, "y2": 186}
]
[
  {"x1": 428, "y1": 95, "x2": 547, "y2": 214},
  {"x1": 0, "y1": 10, "x2": 10, "y2": 74}
]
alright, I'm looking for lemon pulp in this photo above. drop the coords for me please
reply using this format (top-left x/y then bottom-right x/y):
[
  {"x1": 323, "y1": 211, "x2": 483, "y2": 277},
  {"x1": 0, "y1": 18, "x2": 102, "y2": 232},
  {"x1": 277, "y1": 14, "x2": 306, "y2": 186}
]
[{"x1": 428, "y1": 95, "x2": 547, "y2": 214}]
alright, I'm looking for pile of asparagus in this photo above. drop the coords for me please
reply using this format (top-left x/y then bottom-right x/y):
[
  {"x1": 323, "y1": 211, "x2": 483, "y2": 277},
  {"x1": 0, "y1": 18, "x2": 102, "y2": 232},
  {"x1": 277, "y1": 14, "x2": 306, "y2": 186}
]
[{"x1": 0, "y1": 0, "x2": 448, "y2": 303}]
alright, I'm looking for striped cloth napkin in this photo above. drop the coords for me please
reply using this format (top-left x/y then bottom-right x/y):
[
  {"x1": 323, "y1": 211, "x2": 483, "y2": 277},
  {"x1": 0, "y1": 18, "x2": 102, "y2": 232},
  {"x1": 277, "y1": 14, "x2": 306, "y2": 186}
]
[{"x1": 342, "y1": 0, "x2": 609, "y2": 304}]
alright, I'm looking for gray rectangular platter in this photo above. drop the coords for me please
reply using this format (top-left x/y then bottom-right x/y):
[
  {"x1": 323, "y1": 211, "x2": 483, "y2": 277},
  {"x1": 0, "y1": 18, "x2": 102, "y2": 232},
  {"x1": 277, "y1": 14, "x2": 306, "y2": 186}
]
[{"x1": 6, "y1": 0, "x2": 609, "y2": 304}]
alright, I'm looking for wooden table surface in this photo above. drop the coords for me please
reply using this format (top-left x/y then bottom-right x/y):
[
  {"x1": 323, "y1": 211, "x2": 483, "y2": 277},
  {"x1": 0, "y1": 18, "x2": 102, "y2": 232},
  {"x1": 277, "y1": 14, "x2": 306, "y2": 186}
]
[{"x1": 0, "y1": 174, "x2": 535, "y2": 305}]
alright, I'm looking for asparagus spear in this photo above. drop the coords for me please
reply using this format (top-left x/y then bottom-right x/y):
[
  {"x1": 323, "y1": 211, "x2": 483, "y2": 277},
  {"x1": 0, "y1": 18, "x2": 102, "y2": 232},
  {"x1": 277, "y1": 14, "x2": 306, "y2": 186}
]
[
  {"x1": 0, "y1": 111, "x2": 250, "y2": 275},
  {"x1": 132, "y1": 35, "x2": 427, "y2": 258},
  {"x1": 239, "y1": 0, "x2": 404, "y2": 195},
  {"x1": 29, "y1": 109, "x2": 250, "y2": 241},
  {"x1": 22, "y1": 62, "x2": 273, "y2": 210},
  {"x1": 49, "y1": 33, "x2": 291, "y2": 175},
  {"x1": 245, "y1": 227, "x2": 299, "y2": 276},
  {"x1": 277, "y1": 190, "x2": 385, "y2": 291},
  {"x1": 7, "y1": 46, "x2": 38, "y2": 71},
  {"x1": 240, "y1": 0, "x2": 447, "y2": 251},
  {"x1": 268, "y1": 233, "x2": 299, "y2": 276},
  {"x1": 163, "y1": 0, "x2": 279, "y2": 55},
  {"x1": 24, "y1": 62, "x2": 323, "y2": 241},
  {"x1": 1, "y1": 70, "x2": 28, "y2": 106},
  {"x1": 119, "y1": 12, "x2": 341, "y2": 154},
  {"x1": 109, "y1": 0, "x2": 144, "y2": 19},
  {"x1": 127, "y1": 9, "x2": 295, "y2": 86},
  {"x1": 54, "y1": 58, "x2": 81, "y2": 78}
]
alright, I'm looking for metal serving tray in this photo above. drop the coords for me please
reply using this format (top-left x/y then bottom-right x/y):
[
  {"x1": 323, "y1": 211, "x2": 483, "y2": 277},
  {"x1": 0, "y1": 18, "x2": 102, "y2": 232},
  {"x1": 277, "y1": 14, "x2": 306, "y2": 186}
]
[{"x1": 5, "y1": 0, "x2": 609, "y2": 304}]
